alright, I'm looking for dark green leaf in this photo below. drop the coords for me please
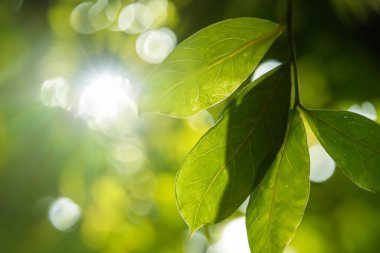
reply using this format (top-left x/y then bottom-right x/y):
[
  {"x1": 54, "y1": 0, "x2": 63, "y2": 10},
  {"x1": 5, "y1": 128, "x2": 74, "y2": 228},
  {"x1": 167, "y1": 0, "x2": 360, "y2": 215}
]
[
  {"x1": 175, "y1": 64, "x2": 291, "y2": 233},
  {"x1": 139, "y1": 18, "x2": 282, "y2": 117},
  {"x1": 246, "y1": 110, "x2": 310, "y2": 253},
  {"x1": 303, "y1": 109, "x2": 380, "y2": 192}
]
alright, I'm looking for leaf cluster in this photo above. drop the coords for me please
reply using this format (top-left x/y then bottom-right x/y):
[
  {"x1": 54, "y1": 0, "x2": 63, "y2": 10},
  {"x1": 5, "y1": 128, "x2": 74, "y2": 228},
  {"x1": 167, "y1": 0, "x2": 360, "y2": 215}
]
[{"x1": 139, "y1": 18, "x2": 380, "y2": 253}]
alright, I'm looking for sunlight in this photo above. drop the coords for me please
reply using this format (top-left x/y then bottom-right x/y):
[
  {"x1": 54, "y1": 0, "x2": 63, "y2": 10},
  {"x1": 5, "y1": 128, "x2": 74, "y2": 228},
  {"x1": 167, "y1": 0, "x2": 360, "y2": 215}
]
[
  {"x1": 118, "y1": 3, "x2": 146, "y2": 34},
  {"x1": 89, "y1": 0, "x2": 114, "y2": 31},
  {"x1": 185, "y1": 231, "x2": 208, "y2": 253},
  {"x1": 40, "y1": 77, "x2": 69, "y2": 109},
  {"x1": 136, "y1": 28, "x2": 177, "y2": 64},
  {"x1": 48, "y1": 197, "x2": 81, "y2": 232},
  {"x1": 142, "y1": 0, "x2": 169, "y2": 29},
  {"x1": 238, "y1": 197, "x2": 249, "y2": 213},
  {"x1": 110, "y1": 138, "x2": 146, "y2": 174},
  {"x1": 79, "y1": 73, "x2": 137, "y2": 124},
  {"x1": 309, "y1": 143, "x2": 336, "y2": 183},
  {"x1": 252, "y1": 59, "x2": 281, "y2": 81},
  {"x1": 348, "y1": 101, "x2": 377, "y2": 121},
  {"x1": 187, "y1": 110, "x2": 215, "y2": 133},
  {"x1": 69, "y1": 0, "x2": 174, "y2": 35},
  {"x1": 118, "y1": 0, "x2": 169, "y2": 34},
  {"x1": 70, "y1": 2, "x2": 96, "y2": 34},
  {"x1": 207, "y1": 217, "x2": 250, "y2": 253}
]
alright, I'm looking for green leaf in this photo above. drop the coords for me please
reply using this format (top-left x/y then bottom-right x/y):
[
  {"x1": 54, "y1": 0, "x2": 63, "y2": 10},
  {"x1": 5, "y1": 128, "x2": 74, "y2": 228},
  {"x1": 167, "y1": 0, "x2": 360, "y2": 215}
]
[
  {"x1": 303, "y1": 109, "x2": 380, "y2": 192},
  {"x1": 246, "y1": 109, "x2": 309, "y2": 253},
  {"x1": 139, "y1": 18, "x2": 283, "y2": 117},
  {"x1": 175, "y1": 64, "x2": 291, "y2": 233}
]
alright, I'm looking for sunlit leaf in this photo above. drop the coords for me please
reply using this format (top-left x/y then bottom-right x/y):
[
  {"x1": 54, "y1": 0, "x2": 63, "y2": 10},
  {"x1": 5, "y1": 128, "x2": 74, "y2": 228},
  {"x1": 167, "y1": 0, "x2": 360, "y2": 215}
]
[
  {"x1": 246, "y1": 110, "x2": 310, "y2": 253},
  {"x1": 139, "y1": 18, "x2": 283, "y2": 117},
  {"x1": 175, "y1": 64, "x2": 291, "y2": 233},
  {"x1": 303, "y1": 109, "x2": 380, "y2": 192}
]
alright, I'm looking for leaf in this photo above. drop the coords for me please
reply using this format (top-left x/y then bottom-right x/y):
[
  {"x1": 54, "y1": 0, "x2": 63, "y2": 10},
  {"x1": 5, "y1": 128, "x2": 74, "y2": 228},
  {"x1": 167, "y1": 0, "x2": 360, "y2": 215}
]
[
  {"x1": 139, "y1": 18, "x2": 283, "y2": 117},
  {"x1": 175, "y1": 64, "x2": 291, "y2": 233},
  {"x1": 245, "y1": 110, "x2": 309, "y2": 253},
  {"x1": 303, "y1": 109, "x2": 380, "y2": 192}
]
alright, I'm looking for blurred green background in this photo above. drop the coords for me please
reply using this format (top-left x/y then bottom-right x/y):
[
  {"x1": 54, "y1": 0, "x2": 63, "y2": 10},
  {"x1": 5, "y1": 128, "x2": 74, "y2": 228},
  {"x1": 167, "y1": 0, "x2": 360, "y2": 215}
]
[{"x1": 1, "y1": 0, "x2": 380, "y2": 252}]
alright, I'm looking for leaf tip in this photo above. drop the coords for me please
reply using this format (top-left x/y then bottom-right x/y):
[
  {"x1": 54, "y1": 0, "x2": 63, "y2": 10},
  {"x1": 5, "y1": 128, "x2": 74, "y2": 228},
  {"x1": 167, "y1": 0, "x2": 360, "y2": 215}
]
[
  {"x1": 189, "y1": 228, "x2": 197, "y2": 237},
  {"x1": 181, "y1": 213, "x2": 203, "y2": 237},
  {"x1": 188, "y1": 223, "x2": 203, "y2": 237}
]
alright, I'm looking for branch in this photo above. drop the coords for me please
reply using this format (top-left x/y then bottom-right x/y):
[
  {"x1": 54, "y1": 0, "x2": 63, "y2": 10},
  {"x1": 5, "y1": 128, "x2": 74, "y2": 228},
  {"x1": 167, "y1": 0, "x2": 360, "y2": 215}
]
[{"x1": 286, "y1": 0, "x2": 302, "y2": 107}]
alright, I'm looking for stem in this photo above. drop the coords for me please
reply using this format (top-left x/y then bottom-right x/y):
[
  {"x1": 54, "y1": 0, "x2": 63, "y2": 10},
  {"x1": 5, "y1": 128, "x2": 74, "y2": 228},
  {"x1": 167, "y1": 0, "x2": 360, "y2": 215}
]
[{"x1": 286, "y1": 0, "x2": 301, "y2": 107}]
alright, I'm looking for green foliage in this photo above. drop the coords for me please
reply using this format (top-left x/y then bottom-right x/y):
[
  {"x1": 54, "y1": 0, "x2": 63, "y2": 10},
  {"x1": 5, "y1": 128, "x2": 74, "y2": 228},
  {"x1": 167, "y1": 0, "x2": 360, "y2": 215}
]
[
  {"x1": 176, "y1": 65, "x2": 291, "y2": 233},
  {"x1": 303, "y1": 109, "x2": 380, "y2": 192},
  {"x1": 139, "y1": 18, "x2": 282, "y2": 117},
  {"x1": 139, "y1": 8, "x2": 380, "y2": 252},
  {"x1": 246, "y1": 110, "x2": 309, "y2": 253},
  {"x1": 2, "y1": 0, "x2": 380, "y2": 252}
]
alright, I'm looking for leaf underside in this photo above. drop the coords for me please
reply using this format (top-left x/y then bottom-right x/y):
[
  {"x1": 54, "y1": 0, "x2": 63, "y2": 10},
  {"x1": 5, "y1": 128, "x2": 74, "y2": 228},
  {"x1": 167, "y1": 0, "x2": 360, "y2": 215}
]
[
  {"x1": 139, "y1": 18, "x2": 282, "y2": 117},
  {"x1": 246, "y1": 110, "x2": 310, "y2": 253},
  {"x1": 175, "y1": 65, "x2": 291, "y2": 233},
  {"x1": 304, "y1": 109, "x2": 380, "y2": 192}
]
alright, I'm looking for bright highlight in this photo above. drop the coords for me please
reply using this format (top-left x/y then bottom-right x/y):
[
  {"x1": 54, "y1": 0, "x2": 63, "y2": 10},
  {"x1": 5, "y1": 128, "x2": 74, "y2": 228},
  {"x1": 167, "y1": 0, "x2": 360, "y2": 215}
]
[
  {"x1": 40, "y1": 77, "x2": 69, "y2": 109},
  {"x1": 309, "y1": 143, "x2": 335, "y2": 183},
  {"x1": 136, "y1": 28, "x2": 177, "y2": 64},
  {"x1": 348, "y1": 101, "x2": 377, "y2": 121},
  {"x1": 79, "y1": 74, "x2": 137, "y2": 123},
  {"x1": 207, "y1": 217, "x2": 250, "y2": 253},
  {"x1": 252, "y1": 59, "x2": 281, "y2": 81},
  {"x1": 48, "y1": 197, "x2": 81, "y2": 232}
]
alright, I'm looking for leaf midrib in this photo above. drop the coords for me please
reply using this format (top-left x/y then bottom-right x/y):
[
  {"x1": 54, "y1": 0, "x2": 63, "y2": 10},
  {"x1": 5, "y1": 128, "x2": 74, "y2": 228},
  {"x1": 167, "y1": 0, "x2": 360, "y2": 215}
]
[
  {"x1": 144, "y1": 26, "x2": 283, "y2": 112},
  {"x1": 264, "y1": 112, "x2": 295, "y2": 253}
]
